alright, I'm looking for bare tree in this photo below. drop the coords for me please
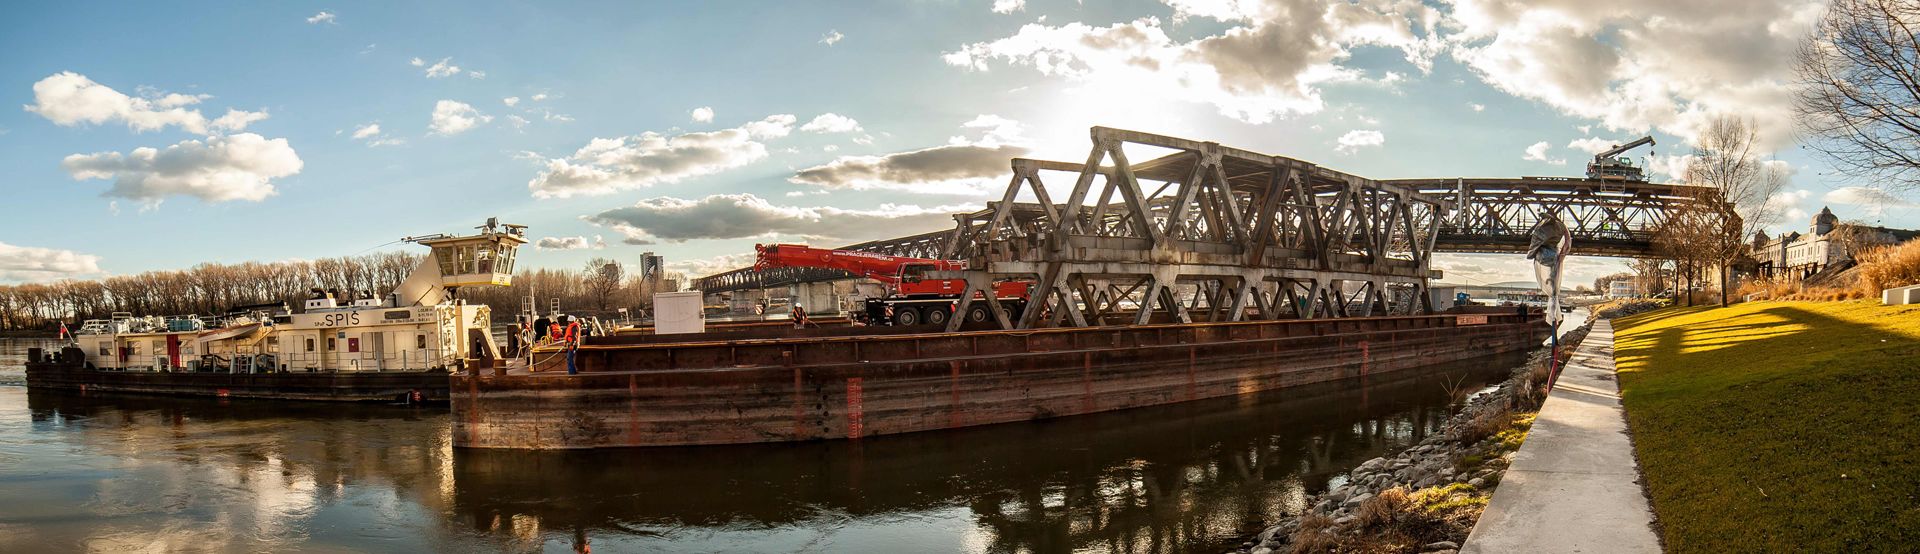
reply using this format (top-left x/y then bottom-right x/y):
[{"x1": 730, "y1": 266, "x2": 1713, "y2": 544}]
[
  {"x1": 1795, "y1": 0, "x2": 1920, "y2": 194},
  {"x1": 582, "y1": 258, "x2": 626, "y2": 311},
  {"x1": 1681, "y1": 116, "x2": 1789, "y2": 306},
  {"x1": 1593, "y1": 272, "x2": 1634, "y2": 293},
  {"x1": 1628, "y1": 258, "x2": 1669, "y2": 297}
]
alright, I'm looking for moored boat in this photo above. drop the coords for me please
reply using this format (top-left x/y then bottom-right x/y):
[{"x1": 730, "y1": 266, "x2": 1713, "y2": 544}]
[{"x1": 25, "y1": 220, "x2": 529, "y2": 403}]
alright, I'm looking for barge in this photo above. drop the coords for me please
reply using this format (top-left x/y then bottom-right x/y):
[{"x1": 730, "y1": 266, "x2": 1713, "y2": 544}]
[
  {"x1": 451, "y1": 311, "x2": 1547, "y2": 449},
  {"x1": 24, "y1": 220, "x2": 528, "y2": 403}
]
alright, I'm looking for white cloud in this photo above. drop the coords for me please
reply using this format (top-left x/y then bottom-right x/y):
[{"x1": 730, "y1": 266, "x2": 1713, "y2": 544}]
[
  {"x1": 821, "y1": 30, "x2": 844, "y2": 46},
  {"x1": 534, "y1": 235, "x2": 607, "y2": 250},
  {"x1": 531, "y1": 93, "x2": 550, "y2": 102},
  {"x1": 413, "y1": 57, "x2": 463, "y2": 78},
  {"x1": 741, "y1": 114, "x2": 797, "y2": 139},
  {"x1": 789, "y1": 115, "x2": 1027, "y2": 195},
  {"x1": 428, "y1": 100, "x2": 491, "y2": 135},
  {"x1": 800, "y1": 113, "x2": 862, "y2": 134},
  {"x1": 1768, "y1": 188, "x2": 1814, "y2": 222},
  {"x1": 1448, "y1": 0, "x2": 1821, "y2": 146},
  {"x1": 669, "y1": 252, "x2": 759, "y2": 277},
  {"x1": 349, "y1": 122, "x2": 402, "y2": 147},
  {"x1": 506, "y1": 115, "x2": 530, "y2": 129},
  {"x1": 1468, "y1": 103, "x2": 1485, "y2": 112},
  {"x1": 1566, "y1": 137, "x2": 1616, "y2": 155},
  {"x1": 992, "y1": 0, "x2": 1027, "y2": 14},
  {"x1": 1823, "y1": 187, "x2": 1915, "y2": 216},
  {"x1": 1334, "y1": 129, "x2": 1384, "y2": 153},
  {"x1": 468, "y1": 70, "x2": 488, "y2": 80},
  {"x1": 62, "y1": 133, "x2": 302, "y2": 207},
  {"x1": 503, "y1": 96, "x2": 520, "y2": 107},
  {"x1": 945, "y1": 3, "x2": 1445, "y2": 124},
  {"x1": 690, "y1": 106, "x2": 714, "y2": 123},
  {"x1": 1522, "y1": 141, "x2": 1565, "y2": 165},
  {"x1": 583, "y1": 193, "x2": 962, "y2": 244},
  {"x1": 1644, "y1": 153, "x2": 1694, "y2": 181},
  {"x1": 24, "y1": 72, "x2": 267, "y2": 134},
  {"x1": 0, "y1": 242, "x2": 105, "y2": 284},
  {"x1": 526, "y1": 115, "x2": 796, "y2": 199},
  {"x1": 306, "y1": 11, "x2": 336, "y2": 24}
]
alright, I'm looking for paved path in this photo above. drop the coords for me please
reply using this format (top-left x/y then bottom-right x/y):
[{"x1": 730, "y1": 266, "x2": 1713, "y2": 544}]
[{"x1": 1462, "y1": 320, "x2": 1662, "y2": 553}]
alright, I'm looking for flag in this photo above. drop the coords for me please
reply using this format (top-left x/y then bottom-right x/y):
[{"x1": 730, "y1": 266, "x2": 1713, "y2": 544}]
[{"x1": 1526, "y1": 215, "x2": 1572, "y2": 326}]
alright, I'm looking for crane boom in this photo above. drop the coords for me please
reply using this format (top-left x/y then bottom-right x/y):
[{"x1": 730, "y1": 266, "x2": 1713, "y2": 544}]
[
  {"x1": 752, "y1": 243, "x2": 1030, "y2": 327},
  {"x1": 1594, "y1": 136, "x2": 1655, "y2": 162},
  {"x1": 753, "y1": 244, "x2": 966, "y2": 284}
]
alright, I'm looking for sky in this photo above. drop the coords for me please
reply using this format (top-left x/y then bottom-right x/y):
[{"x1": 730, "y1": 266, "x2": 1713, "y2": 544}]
[{"x1": 3, "y1": 0, "x2": 1918, "y2": 289}]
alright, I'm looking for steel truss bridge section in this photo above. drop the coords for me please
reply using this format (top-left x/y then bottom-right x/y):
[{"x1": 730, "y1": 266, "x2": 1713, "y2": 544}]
[
  {"x1": 932, "y1": 127, "x2": 1447, "y2": 330},
  {"x1": 1386, "y1": 177, "x2": 1722, "y2": 257},
  {"x1": 687, "y1": 128, "x2": 1729, "y2": 327}
]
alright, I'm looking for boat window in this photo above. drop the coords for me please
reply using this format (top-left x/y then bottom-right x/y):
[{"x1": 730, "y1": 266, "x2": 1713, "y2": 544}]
[
  {"x1": 98, "y1": 343, "x2": 109, "y2": 356},
  {"x1": 434, "y1": 246, "x2": 456, "y2": 276},
  {"x1": 416, "y1": 334, "x2": 427, "y2": 349},
  {"x1": 476, "y1": 244, "x2": 494, "y2": 273},
  {"x1": 498, "y1": 245, "x2": 515, "y2": 274},
  {"x1": 305, "y1": 338, "x2": 316, "y2": 352},
  {"x1": 327, "y1": 337, "x2": 337, "y2": 351},
  {"x1": 458, "y1": 245, "x2": 478, "y2": 274}
]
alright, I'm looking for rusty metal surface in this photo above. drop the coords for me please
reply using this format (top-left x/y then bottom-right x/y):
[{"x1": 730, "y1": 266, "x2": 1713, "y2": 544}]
[
  {"x1": 454, "y1": 314, "x2": 1547, "y2": 449},
  {"x1": 25, "y1": 363, "x2": 451, "y2": 402}
]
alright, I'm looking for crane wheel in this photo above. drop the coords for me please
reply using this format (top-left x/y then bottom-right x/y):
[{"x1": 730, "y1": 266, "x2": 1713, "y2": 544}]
[
  {"x1": 892, "y1": 307, "x2": 920, "y2": 326},
  {"x1": 966, "y1": 304, "x2": 991, "y2": 324},
  {"x1": 926, "y1": 307, "x2": 949, "y2": 326}
]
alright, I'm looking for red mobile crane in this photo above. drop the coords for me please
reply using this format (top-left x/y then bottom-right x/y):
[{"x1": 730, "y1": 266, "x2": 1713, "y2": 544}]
[{"x1": 754, "y1": 244, "x2": 1030, "y2": 327}]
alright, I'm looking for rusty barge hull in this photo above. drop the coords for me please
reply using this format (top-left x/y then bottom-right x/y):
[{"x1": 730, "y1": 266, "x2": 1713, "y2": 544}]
[
  {"x1": 453, "y1": 314, "x2": 1546, "y2": 449},
  {"x1": 25, "y1": 362, "x2": 451, "y2": 403}
]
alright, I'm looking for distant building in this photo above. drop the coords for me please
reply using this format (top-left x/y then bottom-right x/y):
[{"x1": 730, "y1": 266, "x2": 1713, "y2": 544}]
[
  {"x1": 639, "y1": 252, "x2": 665, "y2": 282},
  {"x1": 1751, "y1": 206, "x2": 1919, "y2": 281},
  {"x1": 1608, "y1": 280, "x2": 1637, "y2": 299}
]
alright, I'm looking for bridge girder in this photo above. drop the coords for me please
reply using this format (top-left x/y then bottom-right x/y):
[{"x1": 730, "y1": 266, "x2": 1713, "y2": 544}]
[{"x1": 691, "y1": 128, "x2": 1726, "y2": 322}]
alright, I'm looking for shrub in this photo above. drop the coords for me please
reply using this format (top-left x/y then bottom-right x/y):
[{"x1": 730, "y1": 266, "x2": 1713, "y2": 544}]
[
  {"x1": 1856, "y1": 240, "x2": 1920, "y2": 295},
  {"x1": 1287, "y1": 514, "x2": 1339, "y2": 554},
  {"x1": 1457, "y1": 406, "x2": 1516, "y2": 445},
  {"x1": 1355, "y1": 487, "x2": 1414, "y2": 529}
]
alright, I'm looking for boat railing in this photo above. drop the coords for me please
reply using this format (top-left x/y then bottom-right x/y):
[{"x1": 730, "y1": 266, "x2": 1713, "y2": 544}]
[{"x1": 276, "y1": 349, "x2": 452, "y2": 372}]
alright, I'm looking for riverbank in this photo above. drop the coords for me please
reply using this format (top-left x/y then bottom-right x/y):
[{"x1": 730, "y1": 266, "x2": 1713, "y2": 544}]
[
  {"x1": 1234, "y1": 321, "x2": 1590, "y2": 554},
  {"x1": 1460, "y1": 319, "x2": 1659, "y2": 553},
  {"x1": 1612, "y1": 300, "x2": 1920, "y2": 552}
]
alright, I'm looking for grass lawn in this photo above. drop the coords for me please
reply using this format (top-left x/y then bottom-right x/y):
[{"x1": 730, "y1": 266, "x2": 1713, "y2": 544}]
[{"x1": 1611, "y1": 301, "x2": 1920, "y2": 552}]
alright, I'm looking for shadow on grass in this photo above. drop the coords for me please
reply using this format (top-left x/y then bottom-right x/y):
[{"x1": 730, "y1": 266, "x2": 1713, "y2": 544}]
[{"x1": 1611, "y1": 302, "x2": 1920, "y2": 553}]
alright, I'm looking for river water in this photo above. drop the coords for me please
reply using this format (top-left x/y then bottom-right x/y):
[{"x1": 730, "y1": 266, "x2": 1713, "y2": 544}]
[{"x1": 0, "y1": 333, "x2": 1547, "y2": 553}]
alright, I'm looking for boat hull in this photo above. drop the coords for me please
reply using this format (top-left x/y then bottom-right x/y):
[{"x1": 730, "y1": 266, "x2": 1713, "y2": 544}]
[
  {"x1": 451, "y1": 313, "x2": 1548, "y2": 449},
  {"x1": 25, "y1": 357, "x2": 450, "y2": 403}
]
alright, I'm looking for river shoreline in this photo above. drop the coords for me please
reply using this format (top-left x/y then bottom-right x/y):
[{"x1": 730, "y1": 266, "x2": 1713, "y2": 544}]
[{"x1": 1229, "y1": 320, "x2": 1594, "y2": 554}]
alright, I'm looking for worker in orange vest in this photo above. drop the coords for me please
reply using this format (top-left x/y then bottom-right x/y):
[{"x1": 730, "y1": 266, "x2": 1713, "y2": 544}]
[{"x1": 562, "y1": 315, "x2": 582, "y2": 375}]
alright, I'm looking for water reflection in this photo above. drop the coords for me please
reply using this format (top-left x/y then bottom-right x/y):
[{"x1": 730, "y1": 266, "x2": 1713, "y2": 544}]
[
  {"x1": 449, "y1": 352, "x2": 1523, "y2": 553},
  {"x1": 2, "y1": 390, "x2": 470, "y2": 552},
  {"x1": 0, "y1": 345, "x2": 1525, "y2": 553}
]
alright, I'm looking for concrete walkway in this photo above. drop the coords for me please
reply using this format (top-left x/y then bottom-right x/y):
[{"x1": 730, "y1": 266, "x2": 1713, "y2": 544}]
[{"x1": 1462, "y1": 320, "x2": 1662, "y2": 553}]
